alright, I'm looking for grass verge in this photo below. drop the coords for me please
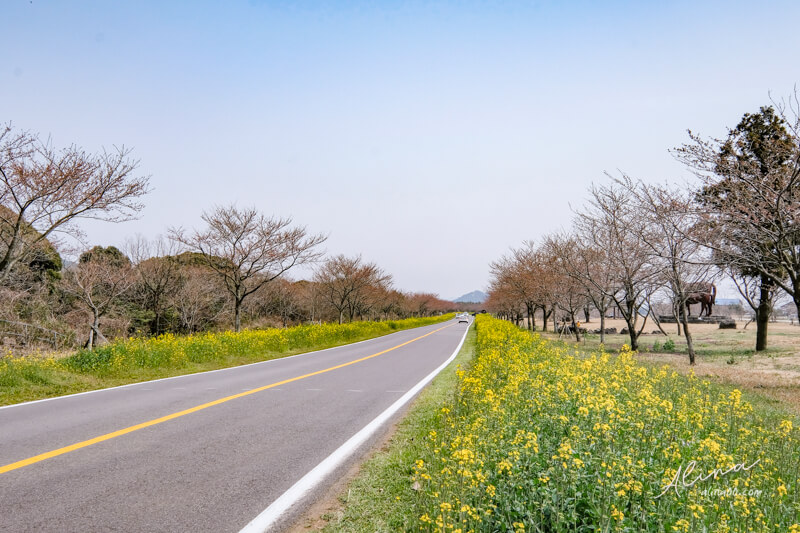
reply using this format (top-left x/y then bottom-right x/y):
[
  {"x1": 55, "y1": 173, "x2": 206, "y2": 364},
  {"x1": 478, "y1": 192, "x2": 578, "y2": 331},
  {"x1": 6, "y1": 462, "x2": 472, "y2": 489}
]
[{"x1": 0, "y1": 315, "x2": 453, "y2": 406}]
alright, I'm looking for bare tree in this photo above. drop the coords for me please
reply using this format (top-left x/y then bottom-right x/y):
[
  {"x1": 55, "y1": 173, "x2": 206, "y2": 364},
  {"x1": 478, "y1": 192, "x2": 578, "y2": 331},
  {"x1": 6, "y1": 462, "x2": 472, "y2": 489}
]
[
  {"x1": 544, "y1": 234, "x2": 593, "y2": 342},
  {"x1": 170, "y1": 205, "x2": 325, "y2": 332},
  {"x1": 127, "y1": 235, "x2": 182, "y2": 335},
  {"x1": 403, "y1": 292, "x2": 450, "y2": 318},
  {"x1": 247, "y1": 278, "x2": 305, "y2": 327},
  {"x1": 622, "y1": 177, "x2": 717, "y2": 364},
  {"x1": 378, "y1": 289, "x2": 405, "y2": 320},
  {"x1": 0, "y1": 124, "x2": 150, "y2": 282},
  {"x1": 171, "y1": 264, "x2": 229, "y2": 333},
  {"x1": 575, "y1": 178, "x2": 663, "y2": 351},
  {"x1": 489, "y1": 241, "x2": 563, "y2": 332},
  {"x1": 314, "y1": 255, "x2": 392, "y2": 323},
  {"x1": 294, "y1": 279, "x2": 322, "y2": 324},
  {"x1": 489, "y1": 242, "x2": 538, "y2": 331},
  {"x1": 485, "y1": 282, "x2": 520, "y2": 323},
  {"x1": 63, "y1": 246, "x2": 136, "y2": 349},
  {"x1": 560, "y1": 225, "x2": 616, "y2": 344}
]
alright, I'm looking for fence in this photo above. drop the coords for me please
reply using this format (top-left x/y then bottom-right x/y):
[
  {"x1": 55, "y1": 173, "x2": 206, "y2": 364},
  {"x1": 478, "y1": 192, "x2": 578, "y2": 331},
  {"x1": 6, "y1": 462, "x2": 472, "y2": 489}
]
[{"x1": 0, "y1": 320, "x2": 68, "y2": 349}]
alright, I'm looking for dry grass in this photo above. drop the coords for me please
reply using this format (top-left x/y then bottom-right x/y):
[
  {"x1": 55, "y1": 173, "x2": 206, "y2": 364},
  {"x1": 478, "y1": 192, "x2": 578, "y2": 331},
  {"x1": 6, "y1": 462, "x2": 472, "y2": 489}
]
[{"x1": 537, "y1": 317, "x2": 800, "y2": 413}]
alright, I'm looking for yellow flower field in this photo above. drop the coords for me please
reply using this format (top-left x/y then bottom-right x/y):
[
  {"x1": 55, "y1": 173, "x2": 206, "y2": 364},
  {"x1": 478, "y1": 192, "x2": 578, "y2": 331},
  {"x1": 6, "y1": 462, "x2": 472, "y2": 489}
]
[
  {"x1": 410, "y1": 315, "x2": 800, "y2": 532},
  {"x1": 1, "y1": 315, "x2": 452, "y2": 404},
  {"x1": 61, "y1": 315, "x2": 452, "y2": 375}
]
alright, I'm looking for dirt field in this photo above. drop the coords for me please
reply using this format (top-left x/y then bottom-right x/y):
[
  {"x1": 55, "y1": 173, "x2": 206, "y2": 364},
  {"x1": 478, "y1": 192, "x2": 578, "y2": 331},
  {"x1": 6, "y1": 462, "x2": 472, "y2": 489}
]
[{"x1": 537, "y1": 317, "x2": 800, "y2": 413}]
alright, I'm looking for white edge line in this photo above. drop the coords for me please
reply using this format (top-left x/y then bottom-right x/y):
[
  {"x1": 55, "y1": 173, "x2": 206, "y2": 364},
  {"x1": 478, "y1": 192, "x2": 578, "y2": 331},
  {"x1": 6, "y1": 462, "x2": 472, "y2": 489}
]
[
  {"x1": 238, "y1": 321, "x2": 470, "y2": 533},
  {"x1": 0, "y1": 320, "x2": 456, "y2": 411}
]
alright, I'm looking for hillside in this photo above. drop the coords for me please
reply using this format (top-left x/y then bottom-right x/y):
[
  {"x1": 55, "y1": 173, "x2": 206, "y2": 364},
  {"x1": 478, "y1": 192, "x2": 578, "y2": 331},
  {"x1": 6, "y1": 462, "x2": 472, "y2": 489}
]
[{"x1": 453, "y1": 290, "x2": 487, "y2": 303}]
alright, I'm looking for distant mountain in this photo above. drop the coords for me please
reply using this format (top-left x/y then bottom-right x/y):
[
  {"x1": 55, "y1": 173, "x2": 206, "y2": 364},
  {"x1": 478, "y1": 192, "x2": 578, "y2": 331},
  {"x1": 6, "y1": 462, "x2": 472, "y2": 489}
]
[{"x1": 453, "y1": 290, "x2": 488, "y2": 303}]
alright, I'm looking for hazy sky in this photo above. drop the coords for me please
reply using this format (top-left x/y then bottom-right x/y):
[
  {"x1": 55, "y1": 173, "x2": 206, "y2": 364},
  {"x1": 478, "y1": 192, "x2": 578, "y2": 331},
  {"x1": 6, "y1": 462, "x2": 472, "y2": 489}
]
[{"x1": 3, "y1": 1, "x2": 799, "y2": 299}]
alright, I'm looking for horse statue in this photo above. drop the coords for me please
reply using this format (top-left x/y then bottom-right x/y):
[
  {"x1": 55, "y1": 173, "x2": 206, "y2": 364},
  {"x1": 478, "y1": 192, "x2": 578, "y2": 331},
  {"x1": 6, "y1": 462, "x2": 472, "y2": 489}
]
[{"x1": 684, "y1": 282, "x2": 716, "y2": 317}]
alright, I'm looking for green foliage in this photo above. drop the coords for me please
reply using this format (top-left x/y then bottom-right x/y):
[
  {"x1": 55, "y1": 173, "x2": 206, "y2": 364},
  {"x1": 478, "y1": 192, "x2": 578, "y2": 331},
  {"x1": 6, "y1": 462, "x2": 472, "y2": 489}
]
[
  {"x1": 0, "y1": 205, "x2": 63, "y2": 281},
  {"x1": 27, "y1": 240, "x2": 63, "y2": 281},
  {"x1": 722, "y1": 106, "x2": 795, "y2": 173},
  {"x1": 663, "y1": 337, "x2": 676, "y2": 351},
  {"x1": 79, "y1": 245, "x2": 130, "y2": 267},
  {"x1": 172, "y1": 250, "x2": 233, "y2": 271}
]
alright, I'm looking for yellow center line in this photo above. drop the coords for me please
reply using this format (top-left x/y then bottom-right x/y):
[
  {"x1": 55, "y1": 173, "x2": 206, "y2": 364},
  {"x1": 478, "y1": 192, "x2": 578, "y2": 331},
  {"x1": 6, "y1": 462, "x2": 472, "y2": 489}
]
[{"x1": 0, "y1": 323, "x2": 455, "y2": 476}]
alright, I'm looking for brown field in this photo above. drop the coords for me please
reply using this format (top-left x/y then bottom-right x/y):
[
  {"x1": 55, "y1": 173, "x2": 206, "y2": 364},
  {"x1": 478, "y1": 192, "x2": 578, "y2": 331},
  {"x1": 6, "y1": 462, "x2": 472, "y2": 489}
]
[{"x1": 536, "y1": 317, "x2": 800, "y2": 412}]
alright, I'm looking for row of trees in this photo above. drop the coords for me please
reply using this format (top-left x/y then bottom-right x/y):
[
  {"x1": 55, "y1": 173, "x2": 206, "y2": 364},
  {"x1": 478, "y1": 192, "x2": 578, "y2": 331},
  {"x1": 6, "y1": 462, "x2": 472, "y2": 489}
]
[
  {"x1": 488, "y1": 96, "x2": 800, "y2": 363},
  {"x1": 61, "y1": 236, "x2": 452, "y2": 348},
  {"x1": 0, "y1": 124, "x2": 454, "y2": 350}
]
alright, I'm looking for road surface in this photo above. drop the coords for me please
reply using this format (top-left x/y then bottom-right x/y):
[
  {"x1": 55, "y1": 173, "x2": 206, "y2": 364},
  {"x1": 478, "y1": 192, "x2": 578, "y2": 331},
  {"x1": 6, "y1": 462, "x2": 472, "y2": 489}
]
[{"x1": 0, "y1": 319, "x2": 469, "y2": 532}]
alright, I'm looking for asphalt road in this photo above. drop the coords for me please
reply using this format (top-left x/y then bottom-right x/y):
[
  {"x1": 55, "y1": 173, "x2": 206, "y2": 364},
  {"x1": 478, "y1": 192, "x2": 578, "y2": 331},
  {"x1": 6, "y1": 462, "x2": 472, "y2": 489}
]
[{"x1": 0, "y1": 319, "x2": 470, "y2": 532}]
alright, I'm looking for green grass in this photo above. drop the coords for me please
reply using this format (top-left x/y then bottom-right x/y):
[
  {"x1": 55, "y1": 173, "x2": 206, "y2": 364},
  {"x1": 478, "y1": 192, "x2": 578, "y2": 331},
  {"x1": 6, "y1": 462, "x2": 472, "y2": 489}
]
[
  {"x1": 0, "y1": 315, "x2": 453, "y2": 406},
  {"x1": 320, "y1": 326, "x2": 477, "y2": 532}
]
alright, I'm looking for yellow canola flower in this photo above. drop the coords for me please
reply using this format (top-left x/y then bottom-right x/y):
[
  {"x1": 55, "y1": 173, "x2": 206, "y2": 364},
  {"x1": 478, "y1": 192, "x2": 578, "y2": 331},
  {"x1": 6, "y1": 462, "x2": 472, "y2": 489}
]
[
  {"x1": 406, "y1": 316, "x2": 800, "y2": 532},
  {"x1": 672, "y1": 519, "x2": 690, "y2": 532}
]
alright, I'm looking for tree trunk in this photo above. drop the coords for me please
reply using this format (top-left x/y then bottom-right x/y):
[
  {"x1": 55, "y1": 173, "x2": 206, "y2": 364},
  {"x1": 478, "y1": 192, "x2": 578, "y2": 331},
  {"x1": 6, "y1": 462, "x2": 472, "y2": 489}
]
[
  {"x1": 755, "y1": 275, "x2": 772, "y2": 351},
  {"x1": 624, "y1": 300, "x2": 639, "y2": 351},
  {"x1": 679, "y1": 301, "x2": 696, "y2": 365},
  {"x1": 571, "y1": 312, "x2": 581, "y2": 342},
  {"x1": 628, "y1": 323, "x2": 638, "y2": 351},
  {"x1": 599, "y1": 312, "x2": 605, "y2": 345},
  {"x1": 672, "y1": 301, "x2": 682, "y2": 336},
  {"x1": 86, "y1": 310, "x2": 107, "y2": 350},
  {"x1": 0, "y1": 229, "x2": 23, "y2": 283},
  {"x1": 88, "y1": 309, "x2": 99, "y2": 350},
  {"x1": 541, "y1": 307, "x2": 550, "y2": 332},
  {"x1": 234, "y1": 299, "x2": 242, "y2": 332},
  {"x1": 583, "y1": 305, "x2": 591, "y2": 323},
  {"x1": 86, "y1": 326, "x2": 95, "y2": 350},
  {"x1": 795, "y1": 296, "x2": 800, "y2": 328}
]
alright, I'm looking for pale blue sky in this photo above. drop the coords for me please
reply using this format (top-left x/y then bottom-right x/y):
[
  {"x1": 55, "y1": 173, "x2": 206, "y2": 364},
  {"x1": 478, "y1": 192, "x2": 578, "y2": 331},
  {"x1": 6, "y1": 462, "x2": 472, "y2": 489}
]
[{"x1": 3, "y1": 1, "x2": 799, "y2": 298}]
